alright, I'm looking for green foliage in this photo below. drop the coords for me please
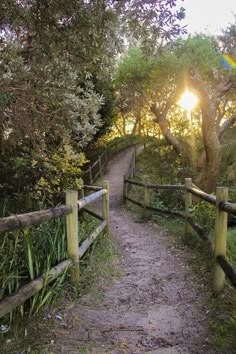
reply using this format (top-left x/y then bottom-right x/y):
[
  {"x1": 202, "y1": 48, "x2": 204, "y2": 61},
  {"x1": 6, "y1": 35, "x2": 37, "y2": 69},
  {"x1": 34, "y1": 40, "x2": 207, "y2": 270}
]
[
  {"x1": 136, "y1": 141, "x2": 191, "y2": 184},
  {"x1": 0, "y1": 144, "x2": 87, "y2": 209},
  {"x1": 227, "y1": 229, "x2": 236, "y2": 267},
  {"x1": 192, "y1": 201, "x2": 216, "y2": 236}
]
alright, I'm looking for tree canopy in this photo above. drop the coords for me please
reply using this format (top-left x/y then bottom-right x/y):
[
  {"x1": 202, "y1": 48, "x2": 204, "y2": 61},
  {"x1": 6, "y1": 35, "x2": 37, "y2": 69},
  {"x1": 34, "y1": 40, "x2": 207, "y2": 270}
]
[
  {"x1": 0, "y1": 0, "x2": 186, "y2": 202},
  {"x1": 114, "y1": 31, "x2": 236, "y2": 192}
]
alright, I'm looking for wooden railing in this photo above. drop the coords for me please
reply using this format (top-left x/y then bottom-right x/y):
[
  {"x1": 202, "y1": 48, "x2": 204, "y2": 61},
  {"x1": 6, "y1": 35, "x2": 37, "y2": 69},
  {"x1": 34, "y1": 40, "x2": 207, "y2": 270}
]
[
  {"x1": 82, "y1": 135, "x2": 148, "y2": 184},
  {"x1": 123, "y1": 151, "x2": 236, "y2": 293},
  {"x1": 0, "y1": 181, "x2": 109, "y2": 319}
]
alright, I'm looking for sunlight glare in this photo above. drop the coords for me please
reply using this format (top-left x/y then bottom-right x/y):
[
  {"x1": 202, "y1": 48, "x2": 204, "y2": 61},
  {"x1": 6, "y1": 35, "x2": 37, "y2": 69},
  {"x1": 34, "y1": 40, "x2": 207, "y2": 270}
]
[{"x1": 178, "y1": 90, "x2": 198, "y2": 112}]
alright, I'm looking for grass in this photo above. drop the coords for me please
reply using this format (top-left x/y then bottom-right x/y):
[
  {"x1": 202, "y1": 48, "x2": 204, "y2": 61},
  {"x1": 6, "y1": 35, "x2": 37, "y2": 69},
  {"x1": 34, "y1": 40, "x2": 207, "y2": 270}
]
[{"x1": 127, "y1": 143, "x2": 236, "y2": 354}]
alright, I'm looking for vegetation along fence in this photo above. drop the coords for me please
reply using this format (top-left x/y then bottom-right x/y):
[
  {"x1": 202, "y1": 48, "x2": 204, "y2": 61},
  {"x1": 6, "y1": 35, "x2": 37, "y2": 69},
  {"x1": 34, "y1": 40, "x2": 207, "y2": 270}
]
[
  {"x1": 0, "y1": 181, "x2": 109, "y2": 319},
  {"x1": 123, "y1": 148, "x2": 236, "y2": 294}
]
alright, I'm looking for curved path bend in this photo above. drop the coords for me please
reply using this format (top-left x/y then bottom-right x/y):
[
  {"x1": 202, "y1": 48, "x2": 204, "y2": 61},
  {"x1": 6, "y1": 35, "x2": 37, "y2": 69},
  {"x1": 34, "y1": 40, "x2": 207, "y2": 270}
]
[{"x1": 51, "y1": 148, "x2": 212, "y2": 354}]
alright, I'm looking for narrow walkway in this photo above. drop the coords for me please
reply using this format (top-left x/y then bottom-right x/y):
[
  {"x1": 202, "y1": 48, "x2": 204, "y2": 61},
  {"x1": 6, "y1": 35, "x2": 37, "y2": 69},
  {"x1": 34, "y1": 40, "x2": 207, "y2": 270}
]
[{"x1": 52, "y1": 148, "x2": 212, "y2": 354}]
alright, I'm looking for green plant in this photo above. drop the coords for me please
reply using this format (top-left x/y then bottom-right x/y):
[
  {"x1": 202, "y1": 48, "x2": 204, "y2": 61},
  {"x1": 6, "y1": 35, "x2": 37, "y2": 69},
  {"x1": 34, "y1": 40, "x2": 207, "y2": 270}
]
[{"x1": 192, "y1": 201, "x2": 216, "y2": 236}]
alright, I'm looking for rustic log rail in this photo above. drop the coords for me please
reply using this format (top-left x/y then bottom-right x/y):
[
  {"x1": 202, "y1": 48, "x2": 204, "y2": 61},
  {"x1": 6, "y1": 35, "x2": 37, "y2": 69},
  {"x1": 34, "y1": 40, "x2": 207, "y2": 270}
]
[
  {"x1": 123, "y1": 149, "x2": 236, "y2": 293},
  {"x1": 0, "y1": 205, "x2": 72, "y2": 233},
  {"x1": 0, "y1": 181, "x2": 109, "y2": 319}
]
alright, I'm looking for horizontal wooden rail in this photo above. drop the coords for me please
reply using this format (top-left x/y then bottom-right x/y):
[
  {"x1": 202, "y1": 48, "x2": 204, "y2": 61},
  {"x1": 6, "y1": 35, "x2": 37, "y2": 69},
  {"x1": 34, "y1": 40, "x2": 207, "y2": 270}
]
[
  {"x1": 220, "y1": 201, "x2": 236, "y2": 216},
  {"x1": 125, "y1": 196, "x2": 143, "y2": 208},
  {"x1": 0, "y1": 205, "x2": 72, "y2": 234},
  {"x1": 187, "y1": 187, "x2": 216, "y2": 206},
  {"x1": 147, "y1": 205, "x2": 184, "y2": 217},
  {"x1": 83, "y1": 185, "x2": 103, "y2": 191},
  {"x1": 216, "y1": 255, "x2": 236, "y2": 288},
  {"x1": 82, "y1": 208, "x2": 104, "y2": 221},
  {"x1": 186, "y1": 216, "x2": 212, "y2": 247},
  {"x1": 125, "y1": 179, "x2": 145, "y2": 187},
  {"x1": 78, "y1": 189, "x2": 107, "y2": 209},
  {"x1": 187, "y1": 188, "x2": 236, "y2": 216},
  {"x1": 79, "y1": 220, "x2": 107, "y2": 257},
  {"x1": 125, "y1": 180, "x2": 185, "y2": 191},
  {"x1": 126, "y1": 196, "x2": 184, "y2": 218},
  {"x1": 147, "y1": 184, "x2": 185, "y2": 190},
  {"x1": 0, "y1": 259, "x2": 72, "y2": 319},
  {"x1": 91, "y1": 159, "x2": 99, "y2": 168}
]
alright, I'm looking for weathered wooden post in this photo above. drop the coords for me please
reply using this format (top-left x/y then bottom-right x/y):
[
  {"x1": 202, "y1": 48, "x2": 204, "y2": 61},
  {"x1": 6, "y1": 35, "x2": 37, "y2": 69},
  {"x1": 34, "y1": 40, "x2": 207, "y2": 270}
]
[
  {"x1": 102, "y1": 180, "x2": 109, "y2": 233},
  {"x1": 130, "y1": 153, "x2": 135, "y2": 178},
  {"x1": 98, "y1": 156, "x2": 102, "y2": 177},
  {"x1": 105, "y1": 148, "x2": 108, "y2": 162},
  {"x1": 80, "y1": 187, "x2": 85, "y2": 198},
  {"x1": 142, "y1": 175, "x2": 150, "y2": 219},
  {"x1": 133, "y1": 146, "x2": 137, "y2": 176},
  {"x1": 65, "y1": 190, "x2": 79, "y2": 284},
  {"x1": 123, "y1": 175, "x2": 128, "y2": 205},
  {"x1": 185, "y1": 178, "x2": 192, "y2": 235},
  {"x1": 89, "y1": 166, "x2": 93, "y2": 185},
  {"x1": 213, "y1": 187, "x2": 228, "y2": 293}
]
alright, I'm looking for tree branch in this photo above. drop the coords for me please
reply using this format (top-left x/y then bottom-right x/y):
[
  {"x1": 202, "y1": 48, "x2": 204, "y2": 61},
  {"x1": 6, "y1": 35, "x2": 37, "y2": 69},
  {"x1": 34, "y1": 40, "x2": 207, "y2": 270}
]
[
  {"x1": 151, "y1": 103, "x2": 186, "y2": 157},
  {"x1": 217, "y1": 114, "x2": 236, "y2": 140}
]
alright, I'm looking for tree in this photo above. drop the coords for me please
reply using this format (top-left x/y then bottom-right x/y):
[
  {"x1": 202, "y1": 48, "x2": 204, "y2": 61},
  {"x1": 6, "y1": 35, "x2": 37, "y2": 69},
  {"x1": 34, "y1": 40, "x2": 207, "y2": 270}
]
[
  {"x1": 150, "y1": 35, "x2": 236, "y2": 192},
  {"x1": 0, "y1": 0, "x2": 186, "y2": 200},
  {"x1": 115, "y1": 35, "x2": 236, "y2": 192}
]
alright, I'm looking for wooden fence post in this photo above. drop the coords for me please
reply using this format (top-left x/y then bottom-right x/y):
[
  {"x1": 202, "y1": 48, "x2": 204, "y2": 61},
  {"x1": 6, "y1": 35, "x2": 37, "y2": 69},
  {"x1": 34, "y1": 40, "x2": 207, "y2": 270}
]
[
  {"x1": 81, "y1": 187, "x2": 85, "y2": 198},
  {"x1": 185, "y1": 178, "x2": 192, "y2": 235},
  {"x1": 130, "y1": 154, "x2": 135, "y2": 178},
  {"x1": 89, "y1": 166, "x2": 93, "y2": 185},
  {"x1": 123, "y1": 175, "x2": 128, "y2": 204},
  {"x1": 105, "y1": 148, "x2": 108, "y2": 162},
  {"x1": 66, "y1": 190, "x2": 79, "y2": 284},
  {"x1": 142, "y1": 176, "x2": 150, "y2": 219},
  {"x1": 133, "y1": 146, "x2": 137, "y2": 177},
  {"x1": 99, "y1": 156, "x2": 102, "y2": 177},
  {"x1": 102, "y1": 180, "x2": 109, "y2": 233},
  {"x1": 131, "y1": 135, "x2": 134, "y2": 145},
  {"x1": 213, "y1": 187, "x2": 228, "y2": 293}
]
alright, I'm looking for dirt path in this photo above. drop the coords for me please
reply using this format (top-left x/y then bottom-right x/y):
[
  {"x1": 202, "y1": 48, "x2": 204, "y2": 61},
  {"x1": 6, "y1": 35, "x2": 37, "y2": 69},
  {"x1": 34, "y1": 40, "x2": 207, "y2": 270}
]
[{"x1": 50, "y1": 148, "x2": 213, "y2": 354}]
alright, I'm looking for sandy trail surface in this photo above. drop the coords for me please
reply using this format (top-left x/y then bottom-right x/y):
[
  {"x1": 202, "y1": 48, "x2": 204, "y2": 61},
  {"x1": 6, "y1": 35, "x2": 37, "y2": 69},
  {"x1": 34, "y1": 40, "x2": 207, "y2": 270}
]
[{"x1": 49, "y1": 148, "x2": 213, "y2": 354}]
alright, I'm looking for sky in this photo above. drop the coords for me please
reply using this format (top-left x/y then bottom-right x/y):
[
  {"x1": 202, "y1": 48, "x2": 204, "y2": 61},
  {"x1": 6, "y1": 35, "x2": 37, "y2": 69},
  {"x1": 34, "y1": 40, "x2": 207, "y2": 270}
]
[{"x1": 182, "y1": 0, "x2": 235, "y2": 35}]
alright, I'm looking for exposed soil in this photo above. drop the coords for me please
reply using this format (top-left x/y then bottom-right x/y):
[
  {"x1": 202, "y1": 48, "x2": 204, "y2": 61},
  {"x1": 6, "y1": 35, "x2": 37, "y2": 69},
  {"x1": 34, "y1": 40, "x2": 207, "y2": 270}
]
[{"x1": 6, "y1": 148, "x2": 214, "y2": 354}]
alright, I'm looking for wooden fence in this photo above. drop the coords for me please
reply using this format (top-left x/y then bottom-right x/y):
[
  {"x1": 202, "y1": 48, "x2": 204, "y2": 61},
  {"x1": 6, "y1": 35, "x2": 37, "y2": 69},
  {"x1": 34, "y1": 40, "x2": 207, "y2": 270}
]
[
  {"x1": 0, "y1": 181, "x2": 109, "y2": 319},
  {"x1": 123, "y1": 149, "x2": 236, "y2": 294},
  {"x1": 82, "y1": 135, "x2": 148, "y2": 184}
]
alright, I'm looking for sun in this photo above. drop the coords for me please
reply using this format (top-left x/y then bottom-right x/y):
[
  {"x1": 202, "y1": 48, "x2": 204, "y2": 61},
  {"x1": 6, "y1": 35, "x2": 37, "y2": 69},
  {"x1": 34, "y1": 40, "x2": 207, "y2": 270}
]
[{"x1": 178, "y1": 90, "x2": 198, "y2": 112}]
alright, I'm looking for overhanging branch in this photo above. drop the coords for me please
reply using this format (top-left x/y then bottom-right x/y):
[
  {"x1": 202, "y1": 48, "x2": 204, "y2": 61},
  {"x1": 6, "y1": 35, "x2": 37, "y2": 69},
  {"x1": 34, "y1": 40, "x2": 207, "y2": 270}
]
[{"x1": 218, "y1": 114, "x2": 236, "y2": 140}]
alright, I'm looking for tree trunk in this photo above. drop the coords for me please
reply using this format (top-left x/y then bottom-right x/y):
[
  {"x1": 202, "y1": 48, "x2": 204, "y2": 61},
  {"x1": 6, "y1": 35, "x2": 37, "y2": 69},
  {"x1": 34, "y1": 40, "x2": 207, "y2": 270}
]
[
  {"x1": 151, "y1": 104, "x2": 187, "y2": 158},
  {"x1": 188, "y1": 69, "x2": 226, "y2": 193},
  {"x1": 122, "y1": 116, "x2": 126, "y2": 135}
]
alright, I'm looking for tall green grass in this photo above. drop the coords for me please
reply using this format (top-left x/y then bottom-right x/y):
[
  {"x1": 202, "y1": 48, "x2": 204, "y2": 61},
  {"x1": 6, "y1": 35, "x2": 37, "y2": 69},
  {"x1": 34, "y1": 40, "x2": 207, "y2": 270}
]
[{"x1": 0, "y1": 205, "x2": 99, "y2": 328}]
